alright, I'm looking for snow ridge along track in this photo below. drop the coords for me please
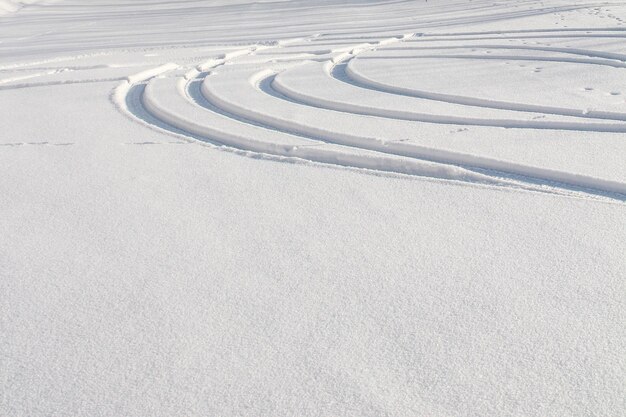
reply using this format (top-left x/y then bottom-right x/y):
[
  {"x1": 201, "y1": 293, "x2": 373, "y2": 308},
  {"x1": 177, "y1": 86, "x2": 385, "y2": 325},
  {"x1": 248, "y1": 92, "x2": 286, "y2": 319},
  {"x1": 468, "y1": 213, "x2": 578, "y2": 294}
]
[{"x1": 114, "y1": 26, "x2": 626, "y2": 202}]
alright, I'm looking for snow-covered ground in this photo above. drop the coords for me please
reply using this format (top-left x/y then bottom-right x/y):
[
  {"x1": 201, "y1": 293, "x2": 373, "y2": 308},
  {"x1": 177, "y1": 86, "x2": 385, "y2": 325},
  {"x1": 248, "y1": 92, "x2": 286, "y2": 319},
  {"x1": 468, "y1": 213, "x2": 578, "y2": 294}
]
[
  {"x1": 0, "y1": 0, "x2": 56, "y2": 16},
  {"x1": 1, "y1": 1, "x2": 626, "y2": 415}
]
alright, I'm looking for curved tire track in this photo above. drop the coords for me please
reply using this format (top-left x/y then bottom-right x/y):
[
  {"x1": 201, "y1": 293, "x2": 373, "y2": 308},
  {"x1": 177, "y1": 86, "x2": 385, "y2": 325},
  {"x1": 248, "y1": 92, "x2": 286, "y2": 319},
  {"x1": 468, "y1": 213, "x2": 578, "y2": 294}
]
[{"x1": 111, "y1": 23, "x2": 626, "y2": 201}]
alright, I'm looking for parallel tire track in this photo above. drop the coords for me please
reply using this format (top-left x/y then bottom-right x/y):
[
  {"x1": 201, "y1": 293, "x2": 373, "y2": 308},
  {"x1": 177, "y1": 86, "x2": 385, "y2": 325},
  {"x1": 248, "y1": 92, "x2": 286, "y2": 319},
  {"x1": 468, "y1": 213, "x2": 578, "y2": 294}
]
[{"x1": 112, "y1": 25, "x2": 626, "y2": 201}]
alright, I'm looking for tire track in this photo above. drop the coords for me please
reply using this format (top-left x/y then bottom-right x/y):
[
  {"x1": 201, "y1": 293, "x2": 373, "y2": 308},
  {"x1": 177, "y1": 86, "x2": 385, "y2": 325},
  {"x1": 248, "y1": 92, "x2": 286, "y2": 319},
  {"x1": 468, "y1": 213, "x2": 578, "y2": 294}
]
[
  {"x1": 343, "y1": 57, "x2": 626, "y2": 123},
  {"x1": 110, "y1": 23, "x2": 626, "y2": 201},
  {"x1": 269, "y1": 60, "x2": 626, "y2": 132}
]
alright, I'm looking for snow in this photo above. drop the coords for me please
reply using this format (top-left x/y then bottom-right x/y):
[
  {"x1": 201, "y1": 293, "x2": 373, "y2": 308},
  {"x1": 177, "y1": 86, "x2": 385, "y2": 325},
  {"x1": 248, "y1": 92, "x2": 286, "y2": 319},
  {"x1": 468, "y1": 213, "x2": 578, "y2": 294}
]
[
  {"x1": 0, "y1": 0, "x2": 57, "y2": 16},
  {"x1": 1, "y1": 1, "x2": 626, "y2": 416}
]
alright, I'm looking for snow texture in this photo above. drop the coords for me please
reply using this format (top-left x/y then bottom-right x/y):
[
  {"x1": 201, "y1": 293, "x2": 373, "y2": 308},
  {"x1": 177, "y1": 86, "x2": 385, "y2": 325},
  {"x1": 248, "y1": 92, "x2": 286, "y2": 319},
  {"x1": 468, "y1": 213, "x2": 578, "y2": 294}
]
[{"x1": 1, "y1": 0, "x2": 626, "y2": 416}]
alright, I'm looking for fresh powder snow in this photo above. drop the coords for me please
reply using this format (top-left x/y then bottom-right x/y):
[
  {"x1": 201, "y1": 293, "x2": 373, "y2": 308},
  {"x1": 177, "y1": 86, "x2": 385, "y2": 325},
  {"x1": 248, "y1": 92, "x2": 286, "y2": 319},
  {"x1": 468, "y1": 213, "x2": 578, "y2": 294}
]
[{"x1": 1, "y1": 0, "x2": 625, "y2": 416}]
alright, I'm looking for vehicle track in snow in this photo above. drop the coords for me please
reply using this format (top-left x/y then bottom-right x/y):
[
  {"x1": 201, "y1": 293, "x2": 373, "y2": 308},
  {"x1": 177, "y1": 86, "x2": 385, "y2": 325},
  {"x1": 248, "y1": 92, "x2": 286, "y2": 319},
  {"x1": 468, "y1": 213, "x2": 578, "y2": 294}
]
[{"x1": 111, "y1": 11, "x2": 626, "y2": 202}]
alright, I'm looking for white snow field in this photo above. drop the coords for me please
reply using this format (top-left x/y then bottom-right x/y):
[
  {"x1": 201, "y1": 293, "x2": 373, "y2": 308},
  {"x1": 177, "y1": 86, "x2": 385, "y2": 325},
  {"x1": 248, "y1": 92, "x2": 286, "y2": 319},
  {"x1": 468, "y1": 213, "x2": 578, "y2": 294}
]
[{"x1": 2, "y1": 0, "x2": 626, "y2": 415}]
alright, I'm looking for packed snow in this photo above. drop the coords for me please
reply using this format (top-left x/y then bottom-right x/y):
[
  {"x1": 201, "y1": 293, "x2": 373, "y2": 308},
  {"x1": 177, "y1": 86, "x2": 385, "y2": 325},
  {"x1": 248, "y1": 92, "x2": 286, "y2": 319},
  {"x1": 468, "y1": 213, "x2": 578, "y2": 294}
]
[
  {"x1": 1, "y1": 0, "x2": 625, "y2": 416},
  {"x1": 0, "y1": 0, "x2": 56, "y2": 16}
]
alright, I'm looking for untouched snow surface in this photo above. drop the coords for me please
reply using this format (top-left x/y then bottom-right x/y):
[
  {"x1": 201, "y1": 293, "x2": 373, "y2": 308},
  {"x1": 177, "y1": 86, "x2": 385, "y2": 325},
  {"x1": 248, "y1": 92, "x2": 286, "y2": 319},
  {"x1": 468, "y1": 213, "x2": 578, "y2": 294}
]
[{"x1": 1, "y1": 1, "x2": 626, "y2": 416}]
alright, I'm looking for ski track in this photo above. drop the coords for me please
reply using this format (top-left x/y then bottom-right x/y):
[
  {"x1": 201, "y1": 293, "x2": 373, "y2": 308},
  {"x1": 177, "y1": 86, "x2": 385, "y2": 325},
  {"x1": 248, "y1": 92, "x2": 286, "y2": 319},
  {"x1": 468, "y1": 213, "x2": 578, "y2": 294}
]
[{"x1": 101, "y1": 10, "x2": 626, "y2": 202}]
